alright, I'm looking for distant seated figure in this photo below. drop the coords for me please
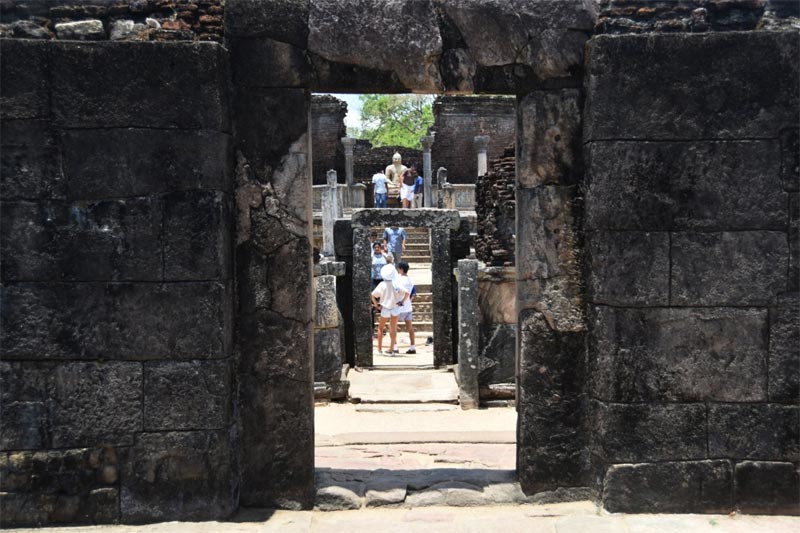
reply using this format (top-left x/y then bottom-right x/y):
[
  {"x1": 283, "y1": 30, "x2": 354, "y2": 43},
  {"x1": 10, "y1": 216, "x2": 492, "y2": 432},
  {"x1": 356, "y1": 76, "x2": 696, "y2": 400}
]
[
  {"x1": 372, "y1": 171, "x2": 388, "y2": 208},
  {"x1": 385, "y1": 152, "x2": 407, "y2": 201}
]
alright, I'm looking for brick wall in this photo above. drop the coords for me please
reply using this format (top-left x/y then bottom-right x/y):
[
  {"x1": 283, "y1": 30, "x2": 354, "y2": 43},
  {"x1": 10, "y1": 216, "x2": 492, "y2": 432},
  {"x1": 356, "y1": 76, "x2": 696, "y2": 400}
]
[
  {"x1": 311, "y1": 94, "x2": 347, "y2": 185},
  {"x1": 0, "y1": 40, "x2": 235, "y2": 526}
]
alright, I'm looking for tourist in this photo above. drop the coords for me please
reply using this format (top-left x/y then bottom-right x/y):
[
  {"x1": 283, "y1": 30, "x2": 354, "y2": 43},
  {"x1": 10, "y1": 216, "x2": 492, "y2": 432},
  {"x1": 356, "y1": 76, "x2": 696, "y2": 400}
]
[
  {"x1": 383, "y1": 225, "x2": 406, "y2": 265},
  {"x1": 400, "y1": 166, "x2": 417, "y2": 208},
  {"x1": 395, "y1": 261, "x2": 417, "y2": 354},
  {"x1": 372, "y1": 171, "x2": 388, "y2": 208},
  {"x1": 371, "y1": 264, "x2": 408, "y2": 355},
  {"x1": 371, "y1": 241, "x2": 387, "y2": 290},
  {"x1": 413, "y1": 168, "x2": 424, "y2": 208}
]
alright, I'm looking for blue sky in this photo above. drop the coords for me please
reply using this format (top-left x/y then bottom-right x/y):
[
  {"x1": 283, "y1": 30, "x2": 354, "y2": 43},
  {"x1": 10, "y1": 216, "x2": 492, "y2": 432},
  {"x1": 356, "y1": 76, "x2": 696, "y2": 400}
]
[{"x1": 325, "y1": 93, "x2": 362, "y2": 130}]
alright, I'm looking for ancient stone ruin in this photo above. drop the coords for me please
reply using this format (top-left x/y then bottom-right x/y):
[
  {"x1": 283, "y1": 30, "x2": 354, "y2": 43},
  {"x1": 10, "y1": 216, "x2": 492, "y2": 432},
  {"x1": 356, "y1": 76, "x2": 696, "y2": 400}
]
[
  {"x1": 475, "y1": 145, "x2": 516, "y2": 266},
  {"x1": 0, "y1": 0, "x2": 797, "y2": 527}
]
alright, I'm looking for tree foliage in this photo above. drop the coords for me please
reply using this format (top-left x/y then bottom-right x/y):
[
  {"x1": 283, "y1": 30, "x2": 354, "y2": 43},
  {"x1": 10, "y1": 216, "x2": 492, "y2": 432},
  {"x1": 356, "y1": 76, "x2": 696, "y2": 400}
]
[{"x1": 353, "y1": 94, "x2": 434, "y2": 149}]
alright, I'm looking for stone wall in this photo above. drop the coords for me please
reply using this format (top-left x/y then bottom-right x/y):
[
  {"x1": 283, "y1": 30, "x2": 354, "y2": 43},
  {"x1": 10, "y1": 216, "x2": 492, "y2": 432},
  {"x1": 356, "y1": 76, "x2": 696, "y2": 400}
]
[
  {"x1": 584, "y1": 31, "x2": 799, "y2": 514},
  {"x1": 475, "y1": 145, "x2": 515, "y2": 266},
  {"x1": 594, "y1": 0, "x2": 799, "y2": 34},
  {"x1": 0, "y1": 0, "x2": 225, "y2": 42},
  {"x1": 477, "y1": 267, "x2": 516, "y2": 396},
  {"x1": 353, "y1": 140, "x2": 422, "y2": 183},
  {"x1": 430, "y1": 96, "x2": 515, "y2": 184},
  {"x1": 310, "y1": 94, "x2": 346, "y2": 185},
  {"x1": 0, "y1": 40, "x2": 235, "y2": 526}
]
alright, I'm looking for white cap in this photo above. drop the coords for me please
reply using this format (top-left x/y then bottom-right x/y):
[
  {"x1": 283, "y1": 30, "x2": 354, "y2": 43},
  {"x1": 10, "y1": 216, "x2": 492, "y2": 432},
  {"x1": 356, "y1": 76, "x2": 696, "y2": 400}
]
[{"x1": 380, "y1": 264, "x2": 396, "y2": 281}]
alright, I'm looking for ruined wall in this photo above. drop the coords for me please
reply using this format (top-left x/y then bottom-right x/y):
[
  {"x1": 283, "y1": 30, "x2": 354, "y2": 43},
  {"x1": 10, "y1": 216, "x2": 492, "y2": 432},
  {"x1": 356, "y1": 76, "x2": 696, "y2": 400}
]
[
  {"x1": 0, "y1": 0, "x2": 225, "y2": 42},
  {"x1": 477, "y1": 267, "x2": 516, "y2": 395},
  {"x1": 584, "y1": 31, "x2": 799, "y2": 514},
  {"x1": 353, "y1": 141, "x2": 422, "y2": 183},
  {"x1": 430, "y1": 96, "x2": 515, "y2": 184},
  {"x1": 0, "y1": 40, "x2": 235, "y2": 526},
  {"x1": 310, "y1": 94, "x2": 346, "y2": 185},
  {"x1": 475, "y1": 145, "x2": 515, "y2": 266}
]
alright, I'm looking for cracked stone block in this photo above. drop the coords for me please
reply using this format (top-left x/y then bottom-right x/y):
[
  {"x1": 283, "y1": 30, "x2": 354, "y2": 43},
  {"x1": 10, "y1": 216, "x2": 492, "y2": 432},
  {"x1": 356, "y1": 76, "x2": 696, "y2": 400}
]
[{"x1": 477, "y1": 324, "x2": 515, "y2": 387}]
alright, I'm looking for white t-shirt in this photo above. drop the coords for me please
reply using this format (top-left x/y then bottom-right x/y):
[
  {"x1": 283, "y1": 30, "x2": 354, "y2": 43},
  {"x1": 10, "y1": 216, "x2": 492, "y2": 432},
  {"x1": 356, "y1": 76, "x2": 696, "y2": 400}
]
[
  {"x1": 372, "y1": 173, "x2": 388, "y2": 194},
  {"x1": 396, "y1": 275, "x2": 414, "y2": 313},
  {"x1": 371, "y1": 281, "x2": 397, "y2": 309}
]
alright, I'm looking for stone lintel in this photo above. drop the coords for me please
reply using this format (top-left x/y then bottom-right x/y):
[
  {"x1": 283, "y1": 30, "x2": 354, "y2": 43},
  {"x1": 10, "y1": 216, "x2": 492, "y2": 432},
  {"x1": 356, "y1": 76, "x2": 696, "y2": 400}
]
[{"x1": 350, "y1": 208, "x2": 461, "y2": 230}]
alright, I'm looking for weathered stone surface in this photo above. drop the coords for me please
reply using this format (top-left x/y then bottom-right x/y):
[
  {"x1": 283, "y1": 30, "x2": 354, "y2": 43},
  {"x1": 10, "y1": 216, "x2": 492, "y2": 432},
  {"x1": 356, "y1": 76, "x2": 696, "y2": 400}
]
[
  {"x1": 350, "y1": 208, "x2": 461, "y2": 230},
  {"x1": 364, "y1": 482, "x2": 407, "y2": 507},
  {"x1": 121, "y1": 431, "x2": 234, "y2": 522},
  {"x1": 314, "y1": 328, "x2": 342, "y2": 385},
  {"x1": 0, "y1": 362, "x2": 49, "y2": 450},
  {"x1": 0, "y1": 447, "x2": 119, "y2": 527},
  {"x1": 457, "y1": 259, "x2": 480, "y2": 409},
  {"x1": 11, "y1": 20, "x2": 54, "y2": 39},
  {"x1": 61, "y1": 129, "x2": 231, "y2": 199},
  {"x1": 585, "y1": 141, "x2": 787, "y2": 231},
  {"x1": 517, "y1": 309, "x2": 586, "y2": 493},
  {"x1": 164, "y1": 191, "x2": 231, "y2": 281},
  {"x1": 791, "y1": 193, "x2": 799, "y2": 291},
  {"x1": 517, "y1": 90, "x2": 582, "y2": 188},
  {"x1": 49, "y1": 362, "x2": 142, "y2": 448},
  {"x1": 735, "y1": 461, "x2": 800, "y2": 515},
  {"x1": 225, "y1": 0, "x2": 310, "y2": 46},
  {"x1": 671, "y1": 232, "x2": 788, "y2": 306},
  {"x1": 109, "y1": 20, "x2": 147, "y2": 41},
  {"x1": 55, "y1": 20, "x2": 106, "y2": 40},
  {"x1": 333, "y1": 218, "x2": 353, "y2": 257},
  {"x1": 143, "y1": 360, "x2": 230, "y2": 431},
  {"x1": 708, "y1": 404, "x2": 799, "y2": 461},
  {"x1": 231, "y1": 37, "x2": 312, "y2": 88},
  {"x1": 782, "y1": 128, "x2": 800, "y2": 192},
  {"x1": 516, "y1": 186, "x2": 583, "y2": 332},
  {"x1": 51, "y1": 42, "x2": 229, "y2": 129},
  {"x1": 431, "y1": 227, "x2": 453, "y2": 368},
  {"x1": 315, "y1": 483, "x2": 363, "y2": 511},
  {"x1": 591, "y1": 402, "x2": 706, "y2": 463},
  {"x1": 770, "y1": 294, "x2": 800, "y2": 402},
  {"x1": 586, "y1": 231, "x2": 669, "y2": 306},
  {"x1": 1, "y1": 198, "x2": 163, "y2": 282},
  {"x1": 308, "y1": 0, "x2": 443, "y2": 92},
  {"x1": 315, "y1": 275, "x2": 340, "y2": 328},
  {"x1": 603, "y1": 460, "x2": 733, "y2": 513},
  {"x1": 1, "y1": 120, "x2": 64, "y2": 200},
  {"x1": 352, "y1": 227, "x2": 373, "y2": 367},
  {"x1": 589, "y1": 305, "x2": 768, "y2": 402},
  {"x1": 1, "y1": 282, "x2": 232, "y2": 360},
  {"x1": 406, "y1": 481, "x2": 486, "y2": 507},
  {"x1": 477, "y1": 271, "x2": 515, "y2": 325},
  {"x1": 0, "y1": 40, "x2": 49, "y2": 119},
  {"x1": 477, "y1": 324, "x2": 516, "y2": 387},
  {"x1": 585, "y1": 32, "x2": 799, "y2": 140}
]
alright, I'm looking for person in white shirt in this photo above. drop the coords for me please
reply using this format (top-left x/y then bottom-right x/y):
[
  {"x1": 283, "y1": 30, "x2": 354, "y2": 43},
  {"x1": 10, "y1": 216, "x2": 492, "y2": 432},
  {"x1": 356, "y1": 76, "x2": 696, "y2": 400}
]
[
  {"x1": 372, "y1": 172, "x2": 388, "y2": 208},
  {"x1": 370, "y1": 264, "x2": 408, "y2": 355},
  {"x1": 395, "y1": 261, "x2": 417, "y2": 354}
]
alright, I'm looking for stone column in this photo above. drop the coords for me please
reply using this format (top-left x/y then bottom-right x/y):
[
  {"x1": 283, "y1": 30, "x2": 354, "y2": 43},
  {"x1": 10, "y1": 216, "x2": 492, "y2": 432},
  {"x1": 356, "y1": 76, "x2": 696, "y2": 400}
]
[
  {"x1": 352, "y1": 226, "x2": 373, "y2": 367},
  {"x1": 435, "y1": 167, "x2": 448, "y2": 208},
  {"x1": 431, "y1": 227, "x2": 453, "y2": 367},
  {"x1": 350, "y1": 183, "x2": 366, "y2": 209},
  {"x1": 341, "y1": 136, "x2": 357, "y2": 208},
  {"x1": 475, "y1": 135, "x2": 490, "y2": 177},
  {"x1": 457, "y1": 259, "x2": 480, "y2": 409},
  {"x1": 322, "y1": 169, "x2": 340, "y2": 257},
  {"x1": 421, "y1": 135, "x2": 434, "y2": 207}
]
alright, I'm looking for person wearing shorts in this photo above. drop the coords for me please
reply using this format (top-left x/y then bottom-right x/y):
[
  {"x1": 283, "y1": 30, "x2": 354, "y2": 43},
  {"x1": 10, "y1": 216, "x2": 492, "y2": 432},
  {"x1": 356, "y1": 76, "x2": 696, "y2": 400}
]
[
  {"x1": 370, "y1": 264, "x2": 408, "y2": 355},
  {"x1": 395, "y1": 261, "x2": 416, "y2": 354},
  {"x1": 400, "y1": 167, "x2": 417, "y2": 208}
]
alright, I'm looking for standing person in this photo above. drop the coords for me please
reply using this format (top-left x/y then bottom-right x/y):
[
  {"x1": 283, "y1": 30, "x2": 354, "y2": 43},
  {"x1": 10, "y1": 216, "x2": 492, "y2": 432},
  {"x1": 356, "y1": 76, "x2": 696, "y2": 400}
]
[
  {"x1": 371, "y1": 241, "x2": 387, "y2": 289},
  {"x1": 383, "y1": 225, "x2": 406, "y2": 266},
  {"x1": 413, "y1": 168, "x2": 424, "y2": 209},
  {"x1": 371, "y1": 264, "x2": 408, "y2": 355},
  {"x1": 395, "y1": 261, "x2": 417, "y2": 354},
  {"x1": 400, "y1": 166, "x2": 416, "y2": 209},
  {"x1": 372, "y1": 171, "x2": 388, "y2": 208}
]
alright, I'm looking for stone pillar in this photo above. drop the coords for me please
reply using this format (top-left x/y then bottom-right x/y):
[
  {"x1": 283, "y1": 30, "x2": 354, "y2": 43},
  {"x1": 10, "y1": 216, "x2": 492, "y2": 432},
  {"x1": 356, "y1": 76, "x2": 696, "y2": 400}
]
[
  {"x1": 352, "y1": 226, "x2": 373, "y2": 367},
  {"x1": 421, "y1": 135, "x2": 435, "y2": 207},
  {"x1": 457, "y1": 259, "x2": 480, "y2": 409},
  {"x1": 431, "y1": 227, "x2": 453, "y2": 367},
  {"x1": 341, "y1": 136, "x2": 358, "y2": 208},
  {"x1": 435, "y1": 167, "x2": 448, "y2": 208},
  {"x1": 475, "y1": 135, "x2": 490, "y2": 177},
  {"x1": 350, "y1": 183, "x2": 366, "y2": 209},
  {"x1": 322, "y1": 169, "x2": 340, "y2": 257}
]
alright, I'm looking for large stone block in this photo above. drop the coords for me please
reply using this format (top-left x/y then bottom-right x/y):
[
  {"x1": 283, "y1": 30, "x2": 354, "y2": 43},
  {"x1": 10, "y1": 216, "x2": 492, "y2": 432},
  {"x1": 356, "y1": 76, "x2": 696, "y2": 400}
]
[
  {"x1": 517, "y1": 90, "x2": 582, "y2": 188},
  {"x1": 120, "y1": 431, "x2": 234, "y2": 522},
  {"x1": 51, "y1": 42, "x2": 229, "y2": 130},
  {"x1": 671, "y1": 232, "x2": 788, "y2": 306},
  {"x1": 603, "y1": 460, "x2": 733, "y2": 513},
  {"x1": 230, "y1": 37, "x2": 312, "y2": 88},
  {"x1": 585, "y1": 141, "x2": 787, "y2": 231},
  {"x1": 586, "y1": 231, "x2": 669, "y2": 306},
  {"x1": 163, "y1": 191, "x2": 231, "y2": 281},
  {"x1": 0, "y1": 39, "x2": 49, "y2": 119},
  {"x1": 61, "y1": 129, "x2": 232, "y2": 200},
  {"x1": 782, "y1": 128, "x2": 800, "y2": 192},
  {"x1": 350, "y1": 208, "x2": 461, "y2": 230},
  {"x1": 431, "y1": 227, "x2": 453, "y2": 367},
  {"x1": 790, "y1": 193, "x2": 799, "y2": 291},
  {"x1": 0, "y1": 362, "x2": 49, "y2": 450},
  {"x1": 708, "y1": 404, "x2": 799, "y2": 461},
  {"x1": 225, "y1": 0, "x2": 310, "y2": 47},
  {"x1": 591, "y1": 401, "x2": 706, "y2": 463},
  {"x1": 0, "y1": 447, "x2": 119, "y2": 527},
  {"x1": 314, "y1": 328, "x2": 343, "y2": 385},
  {"x1": 50, "y1": 362, "x2": 142, "y2": 448},
  {"x1": 315, "y1": 275, "x2": 340, "y2": 329},
  {"x1": 735, "y1": 461, "x2": 800, "y2": 515},
  {"x1": 589, "y1": 305, "x2": 768, "y2": 402},
  {"x1": 477, "y1": 271, "x2": 515, "y2": 325},
  {"x1": 770, "y1": 294, "x2": 800, "y2": 402},
  {"x1": 477, "y1": 324, "x2": 516, "y2": 387},
  {"x1": 1, "y1": 198, "x2": 163, "y2": 282},
  {"x1": 1, "y1": 282, "x2": 232, "y2": 360},
  {"x1": 517, "y1": 309, "x2": 586, "y2": 493},
  {"x1": 1, "y1": 120, "x2": 64, "y2": 200},
  {"x1": 143, "y1": 360, "x2": 231, "y2": 431},
  {"x1": 516, "y1": 186, "x2": 583, "y2": 332},
  {"x1": 585, "y1": 32, "x2": 799, "y2": 140}
]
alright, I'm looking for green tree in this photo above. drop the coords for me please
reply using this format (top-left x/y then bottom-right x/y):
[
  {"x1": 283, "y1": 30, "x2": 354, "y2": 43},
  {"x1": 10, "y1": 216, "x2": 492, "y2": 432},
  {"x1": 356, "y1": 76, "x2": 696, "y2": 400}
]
[{"x1": 358, "y1": 94, "x2": 434, "y2": 149}]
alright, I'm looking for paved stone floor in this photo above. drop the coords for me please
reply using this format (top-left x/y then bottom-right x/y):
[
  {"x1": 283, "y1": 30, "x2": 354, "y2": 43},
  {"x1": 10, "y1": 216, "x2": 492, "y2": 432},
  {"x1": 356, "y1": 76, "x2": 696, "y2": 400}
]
[{"x1": 347, "y1": 368, "x2": 458, "y2": 403}]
